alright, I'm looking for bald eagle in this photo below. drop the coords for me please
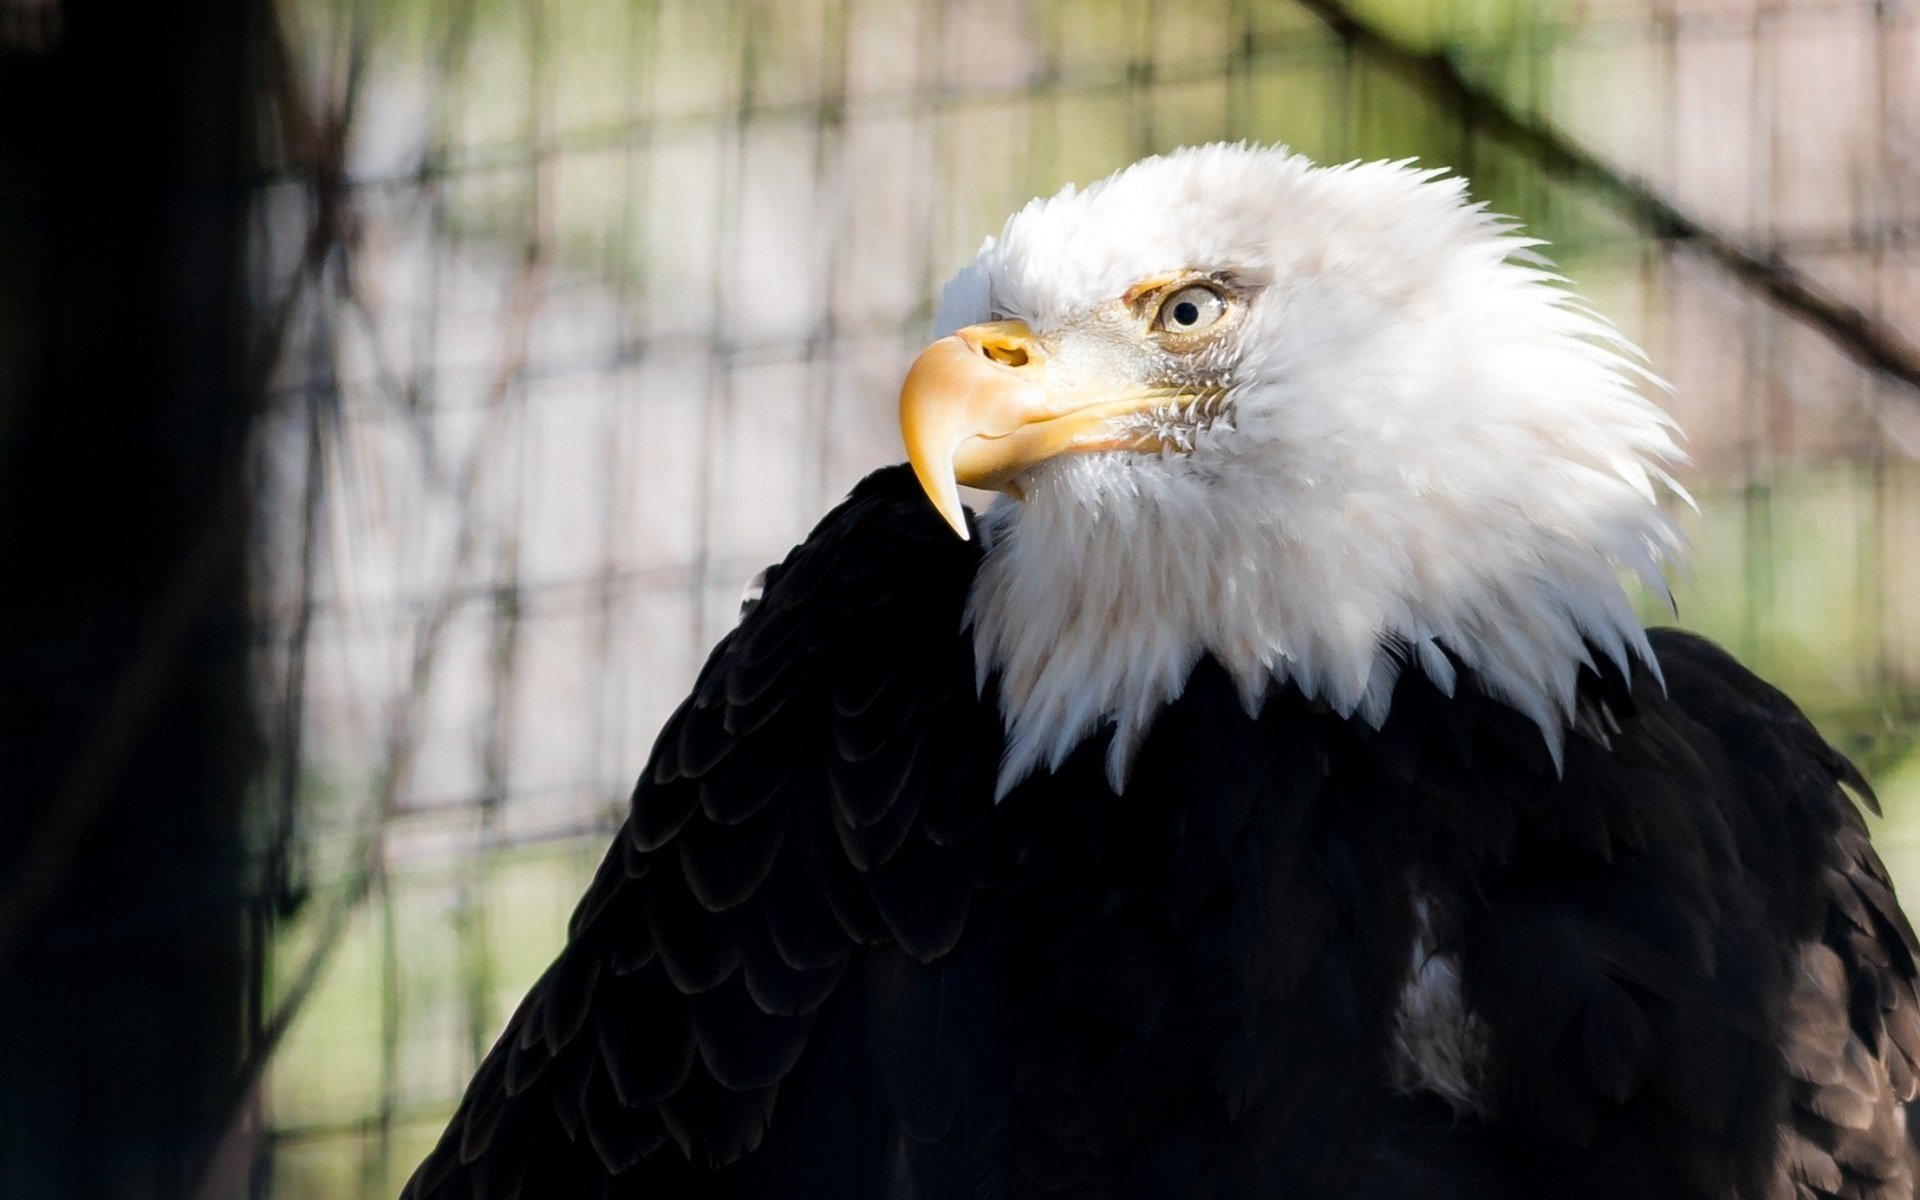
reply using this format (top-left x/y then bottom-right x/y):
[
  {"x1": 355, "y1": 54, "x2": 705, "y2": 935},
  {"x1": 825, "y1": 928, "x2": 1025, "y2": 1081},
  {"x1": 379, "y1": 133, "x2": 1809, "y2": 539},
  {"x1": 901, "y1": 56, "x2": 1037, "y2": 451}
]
[{"x1": 402, "y1": 146, "x2": 1920, "y2": 1200}]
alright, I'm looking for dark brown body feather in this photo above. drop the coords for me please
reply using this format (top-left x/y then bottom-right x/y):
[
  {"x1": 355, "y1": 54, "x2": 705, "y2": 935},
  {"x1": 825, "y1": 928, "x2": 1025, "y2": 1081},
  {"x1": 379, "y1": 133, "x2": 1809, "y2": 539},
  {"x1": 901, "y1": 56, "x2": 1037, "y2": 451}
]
[{"x1": 402, "y1": 465, "x2": 1920, "y2": 1200}]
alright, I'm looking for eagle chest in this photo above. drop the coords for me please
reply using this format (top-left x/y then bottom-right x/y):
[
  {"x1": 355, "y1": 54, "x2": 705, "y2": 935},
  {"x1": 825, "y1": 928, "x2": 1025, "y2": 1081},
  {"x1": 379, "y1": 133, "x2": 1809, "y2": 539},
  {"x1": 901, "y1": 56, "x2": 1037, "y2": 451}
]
[{"x1": 961, "y1": 664, "x2": 1461, "y2": 1187}]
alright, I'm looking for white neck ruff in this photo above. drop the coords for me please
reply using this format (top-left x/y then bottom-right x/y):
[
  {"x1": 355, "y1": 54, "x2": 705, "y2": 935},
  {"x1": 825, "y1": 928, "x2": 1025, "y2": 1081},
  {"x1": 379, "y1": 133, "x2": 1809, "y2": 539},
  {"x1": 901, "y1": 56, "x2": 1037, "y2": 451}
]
[{"x1": 969, "y1": 461, "x2": 1680, "y2": 798}]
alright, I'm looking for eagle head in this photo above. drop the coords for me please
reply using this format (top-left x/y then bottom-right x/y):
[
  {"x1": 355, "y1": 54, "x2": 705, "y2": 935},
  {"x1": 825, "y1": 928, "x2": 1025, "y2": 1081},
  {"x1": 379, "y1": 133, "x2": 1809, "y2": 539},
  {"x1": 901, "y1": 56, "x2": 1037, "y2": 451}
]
[{"x1": 897, "y1": 144, "x2": 1688, "y2": 796}]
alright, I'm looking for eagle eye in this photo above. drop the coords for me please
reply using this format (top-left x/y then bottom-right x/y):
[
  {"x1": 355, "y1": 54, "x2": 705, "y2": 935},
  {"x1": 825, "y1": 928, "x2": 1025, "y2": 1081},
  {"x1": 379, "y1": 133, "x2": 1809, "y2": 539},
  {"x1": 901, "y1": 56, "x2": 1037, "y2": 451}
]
[{"x1": 1154, "y1": 284, "x2": 1227, "y2": 334}]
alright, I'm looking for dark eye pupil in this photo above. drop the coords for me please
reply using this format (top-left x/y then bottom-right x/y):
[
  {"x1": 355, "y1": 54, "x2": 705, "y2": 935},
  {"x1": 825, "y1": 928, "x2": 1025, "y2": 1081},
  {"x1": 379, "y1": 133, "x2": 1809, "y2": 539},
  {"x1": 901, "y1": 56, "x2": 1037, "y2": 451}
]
[{"x1": 1173, "y1": 300, "x2": 1200, "y2": 326}]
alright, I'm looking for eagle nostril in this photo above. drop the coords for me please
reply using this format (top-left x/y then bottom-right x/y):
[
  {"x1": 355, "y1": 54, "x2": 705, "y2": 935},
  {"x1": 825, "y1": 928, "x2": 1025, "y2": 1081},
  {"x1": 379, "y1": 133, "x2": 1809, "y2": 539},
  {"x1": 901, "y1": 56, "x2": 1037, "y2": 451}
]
[
  {"x1": 981, "y1": 340, "x2": 1029, "y2": 369},
  {"x1": 957, "y1": 321, "x2": 1043, "y2": 370}
]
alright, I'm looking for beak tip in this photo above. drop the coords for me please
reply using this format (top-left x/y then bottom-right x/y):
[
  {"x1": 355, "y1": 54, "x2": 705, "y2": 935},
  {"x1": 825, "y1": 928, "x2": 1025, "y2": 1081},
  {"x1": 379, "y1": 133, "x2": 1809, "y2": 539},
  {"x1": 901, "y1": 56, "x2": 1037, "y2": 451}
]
[{"x1": 904, "y1": 455, "x2": 971, "y2": 541}]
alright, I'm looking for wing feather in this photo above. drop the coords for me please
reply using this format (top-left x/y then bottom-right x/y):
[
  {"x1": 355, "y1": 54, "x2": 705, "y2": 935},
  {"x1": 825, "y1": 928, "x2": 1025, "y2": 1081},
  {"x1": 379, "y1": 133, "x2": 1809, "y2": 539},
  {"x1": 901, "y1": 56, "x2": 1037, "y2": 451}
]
[
  {"x1": 1651, "y1": 630, "x2": 1920, "y2": 1200},
  {"x1": 400, "y1": 466, "x2": 994, "y2": 1198}
]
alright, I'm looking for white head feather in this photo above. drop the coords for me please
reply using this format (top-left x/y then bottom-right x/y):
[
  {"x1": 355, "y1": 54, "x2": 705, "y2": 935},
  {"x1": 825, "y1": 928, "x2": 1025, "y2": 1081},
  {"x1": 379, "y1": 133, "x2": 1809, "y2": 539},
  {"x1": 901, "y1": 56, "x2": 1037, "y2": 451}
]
[{"x1": 932, "y1": 145, "x2": 1689, "y2": 798}]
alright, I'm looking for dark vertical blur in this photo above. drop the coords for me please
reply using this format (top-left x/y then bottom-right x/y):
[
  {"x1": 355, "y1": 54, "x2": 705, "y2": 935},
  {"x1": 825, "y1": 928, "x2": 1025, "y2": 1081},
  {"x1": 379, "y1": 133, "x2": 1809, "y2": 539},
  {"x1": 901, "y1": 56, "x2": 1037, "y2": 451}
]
[{"x1": 0, "y1": 1, "x2": 263, "y2": 1196}]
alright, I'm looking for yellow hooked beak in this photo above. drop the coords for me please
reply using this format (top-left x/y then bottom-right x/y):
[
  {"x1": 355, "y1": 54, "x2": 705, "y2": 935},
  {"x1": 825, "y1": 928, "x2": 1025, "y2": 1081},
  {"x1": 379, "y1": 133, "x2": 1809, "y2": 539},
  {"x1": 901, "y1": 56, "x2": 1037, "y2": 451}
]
[{"x1": 898, "y1": 320, "x2": 1193, "y2": 539}]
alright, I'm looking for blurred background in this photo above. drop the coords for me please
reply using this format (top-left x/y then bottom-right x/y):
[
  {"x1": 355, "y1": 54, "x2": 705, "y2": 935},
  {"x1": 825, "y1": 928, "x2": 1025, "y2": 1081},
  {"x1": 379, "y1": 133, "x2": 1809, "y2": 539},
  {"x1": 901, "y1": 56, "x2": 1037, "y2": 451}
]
[{"x1": 1, "y1": 0, "x2": 1917, "y2": 1196}]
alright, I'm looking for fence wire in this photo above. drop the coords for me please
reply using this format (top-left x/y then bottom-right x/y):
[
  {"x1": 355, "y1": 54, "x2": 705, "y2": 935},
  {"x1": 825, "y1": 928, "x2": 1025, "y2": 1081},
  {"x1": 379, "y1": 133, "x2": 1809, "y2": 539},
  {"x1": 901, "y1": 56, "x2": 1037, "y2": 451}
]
[{"x1": 232, "y1": 1, "x2": 1920, "y2": 1195}]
